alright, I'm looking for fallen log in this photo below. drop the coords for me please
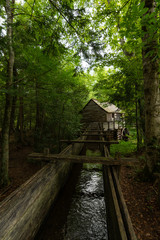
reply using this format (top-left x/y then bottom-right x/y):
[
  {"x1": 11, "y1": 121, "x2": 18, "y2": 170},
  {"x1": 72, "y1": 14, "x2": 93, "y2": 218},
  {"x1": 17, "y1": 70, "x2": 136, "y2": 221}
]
[
  {"x1": 0, "y1": 161, "x2": 72, "y2": 240},
  {"x1": 0, "y1": 144, "x2": 74, "y2": 240},
  {"x1": 0, "y1": 130, "x2": 89, "y2": 240}
]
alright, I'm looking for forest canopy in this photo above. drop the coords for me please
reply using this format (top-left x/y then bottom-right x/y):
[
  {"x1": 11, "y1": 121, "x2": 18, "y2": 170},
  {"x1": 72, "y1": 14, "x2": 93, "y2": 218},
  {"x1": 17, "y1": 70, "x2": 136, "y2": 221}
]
[{"x1": 0, "y1": 0, "x2": 160, "y2": 186}]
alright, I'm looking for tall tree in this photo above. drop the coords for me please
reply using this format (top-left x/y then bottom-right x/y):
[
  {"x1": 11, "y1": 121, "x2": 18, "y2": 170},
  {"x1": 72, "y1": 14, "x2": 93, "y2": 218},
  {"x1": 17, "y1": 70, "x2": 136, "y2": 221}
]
[
  {"x1": 0, "y1": 0, "x2": 15, "y2": 186},
  {"x1": 142, "y1": 0, "x2": 160, "y2": 175},
  {"x1": 91, "y1": 0, "x2": 160, "y2": 175}
]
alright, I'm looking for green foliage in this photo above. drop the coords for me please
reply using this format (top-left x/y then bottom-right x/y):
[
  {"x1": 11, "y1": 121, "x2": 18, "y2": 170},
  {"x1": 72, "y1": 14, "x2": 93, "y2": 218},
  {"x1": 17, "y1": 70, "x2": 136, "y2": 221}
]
[
  {"x1": 110, "y1": 128, "x2": 137, "y2": 157},
  {"x1": 86, "y1": 149, "x2": 102, "y2": 157},
  {"x1": 0, "y1": 0, "x2": 91, "y2": 153},
  {"x1": 110, "y1": 140, "x2": 137, "y2": 157},
  {"x1": 84, "y1": 149, "x2": 102, "y2": 170},
  {"x1": 92, "y1": 53, "x2": 144, "y2": 124},
  {"x1": 0, "y1": 0, "x2": 159, "y2": 158}
]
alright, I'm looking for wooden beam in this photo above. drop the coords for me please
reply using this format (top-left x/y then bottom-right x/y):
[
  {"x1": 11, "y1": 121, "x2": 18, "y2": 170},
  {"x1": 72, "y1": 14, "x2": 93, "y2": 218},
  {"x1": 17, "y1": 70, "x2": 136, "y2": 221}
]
[
  {"x1": 84, "y1": 129, "x2": 116, "y2": 132},
  {"x1": 60, "y1": 140, "x2": 119, "y2": 144},
  {"x1": 28, "y1": 153, "x2": 138, "y2": 166},
  {"x1": 85, "y1": 130, "x2": 103, "y2": 132},
  {"x1": 83, "y1": 130, "x2": 109, "y2": 133},
  {"x1": 81, "y1": 134, "x2": 106, "y2": 136}
]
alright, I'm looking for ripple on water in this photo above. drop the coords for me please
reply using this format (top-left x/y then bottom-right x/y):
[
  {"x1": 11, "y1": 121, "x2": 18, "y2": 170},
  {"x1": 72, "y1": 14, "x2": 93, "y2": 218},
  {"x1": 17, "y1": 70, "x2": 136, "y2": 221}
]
[{"x1": 64, "y1": 168, "x2": 108, "y2": 240}]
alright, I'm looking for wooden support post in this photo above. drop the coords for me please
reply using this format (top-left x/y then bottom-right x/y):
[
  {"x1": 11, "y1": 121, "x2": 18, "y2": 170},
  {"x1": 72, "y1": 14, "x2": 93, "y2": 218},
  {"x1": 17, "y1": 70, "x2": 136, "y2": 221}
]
[
  {"x1": 44, "y1": 148, "x2": 50, "y2": 155},
  {"x1": 107, "y1": 144, "x2": 110, "y2": 153},
  {"x1": 72, "y1": 143, "x2": 74, "y2": 155},
  {"x1": 115, "y1": 152, "x2": 121, "y2": 180}
]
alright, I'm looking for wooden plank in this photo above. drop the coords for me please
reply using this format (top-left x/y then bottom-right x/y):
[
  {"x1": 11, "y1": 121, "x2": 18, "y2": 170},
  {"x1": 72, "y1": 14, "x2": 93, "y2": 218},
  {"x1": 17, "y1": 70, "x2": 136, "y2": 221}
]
[
  {"x1": 84, "y1": 130, "x2": 114, "y2": 132},
  {"x1": 85, "y1": 128, "x2": 117, "y2": 131},
  {"x1": 28, "y1": 153, "x2": 138, "y2": 166},
  {"x1": 60, "y1": 140, "x2": 119, "y2": 144},
  {"x1": 84, "y1": 130, "x2": 104, "y2": 132},
  {"x1": 112, "y1": 168, "x2": 137, "y2": 240},
  {"x1": 106, "y1": 167, "x2": 128, "y2": 240},
  {"x1": 81, "y1": 134, "x2": 106, "y2": 136}
]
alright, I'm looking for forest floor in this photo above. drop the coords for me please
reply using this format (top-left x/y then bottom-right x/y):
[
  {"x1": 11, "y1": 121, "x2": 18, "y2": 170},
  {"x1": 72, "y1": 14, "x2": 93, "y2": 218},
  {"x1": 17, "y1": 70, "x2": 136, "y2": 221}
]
[
  {"x1": 0, "y1": 147, "x2": 160, "y2": 240},
  {"x1": 0, "y1": 146, "x2": 42, "y2": 202},
  {"x1": 120, "y1": 165, "x2": 160, "y2": 240}
]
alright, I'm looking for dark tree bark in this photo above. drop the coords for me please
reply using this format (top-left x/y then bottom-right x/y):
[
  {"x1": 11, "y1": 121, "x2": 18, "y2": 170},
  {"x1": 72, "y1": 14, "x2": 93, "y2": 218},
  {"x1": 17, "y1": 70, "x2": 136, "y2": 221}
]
[
  {"x1": 35, "y1": 79, "x2": 41, "y2": 132},
  {"x1": 34, "y1": 79, "x2": 43, "y2": 149},
  {"x1": 0, "y1": 0, "x2": 15, "y2": 186},
  {"x1": 19, "y1": 96, "x2": 24, "y2": 142},
  {"x1": 135, "y1": 82, "x2": 144, "y2": 151},
  {"x1": 29, "y1": 102, "x2": 32, "y2": 130},
  {"x1": 10, "y1": 67, "x2": 18, "y2": 134},
  {"x1": 142, "y1": 0, "x2": 160, "y2": 175},
  {"x1": 10, "y1": 95, "x2": 17, "y2": 133},
  {"x1": 18, "y1": 85, "x2": 24, "y2": 143}
]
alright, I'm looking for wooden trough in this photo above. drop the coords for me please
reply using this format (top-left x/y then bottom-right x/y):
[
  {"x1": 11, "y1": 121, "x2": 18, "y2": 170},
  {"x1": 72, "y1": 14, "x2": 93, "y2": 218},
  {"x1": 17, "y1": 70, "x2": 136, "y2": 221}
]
[
  {"x1": 100, "y1": 133, "x2": 137, "y2": 240},
  {"x1": 103, "y1": 166, "x2": 137, "y2": 240},
  {"x1": 0, "y1": 145, "x2": 73, "y2": 240},
  {"x1": 0, "y1": 134, "x2": 88, "y2": 240},
  {"x1": 0, "y1": 124, "x2": 137, "y2": 240},
  {"x1": 28, "y1": 140, "x2": 137, "y2": 240},
  {"x1": 0, "y1": 132, "x2": 88, "y2": 240}
]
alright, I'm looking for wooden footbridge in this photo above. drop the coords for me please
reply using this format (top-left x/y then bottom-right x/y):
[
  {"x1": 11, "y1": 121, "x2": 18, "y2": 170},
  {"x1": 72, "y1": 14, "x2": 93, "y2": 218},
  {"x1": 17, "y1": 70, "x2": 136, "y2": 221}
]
[{"x1": 0, "y1": 99, "x2": 137, "y2": 240}]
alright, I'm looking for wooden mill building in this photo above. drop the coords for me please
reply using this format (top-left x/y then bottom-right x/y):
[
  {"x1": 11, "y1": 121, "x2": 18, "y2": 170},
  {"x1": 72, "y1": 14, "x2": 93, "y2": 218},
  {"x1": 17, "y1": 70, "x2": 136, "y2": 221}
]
[{"x1": 80, "y1": 99, "x2": 125, "y2": 139}]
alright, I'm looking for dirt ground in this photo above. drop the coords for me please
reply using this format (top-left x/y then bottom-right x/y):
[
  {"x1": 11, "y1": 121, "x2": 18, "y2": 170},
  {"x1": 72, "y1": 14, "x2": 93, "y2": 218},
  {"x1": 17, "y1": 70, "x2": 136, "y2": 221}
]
[
  {"x1": 120, "y1": 166, "x2": 160, "y2": 240},
  {"x1": 0, "y1": 146, "x2": 42, "y2": 202},
  {"x1": 0, "y1": 147, "x2": 160, "y2": 240}
]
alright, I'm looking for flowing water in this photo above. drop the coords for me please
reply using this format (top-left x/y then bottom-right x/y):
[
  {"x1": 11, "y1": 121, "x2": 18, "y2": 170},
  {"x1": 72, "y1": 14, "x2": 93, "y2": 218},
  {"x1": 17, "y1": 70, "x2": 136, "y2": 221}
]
[
  {"x1": 35, "y1": 150, "x2": 108, "y2": 240},
  {"x1": 64, "y1": 163, "x2": 108, "y2": 240}
]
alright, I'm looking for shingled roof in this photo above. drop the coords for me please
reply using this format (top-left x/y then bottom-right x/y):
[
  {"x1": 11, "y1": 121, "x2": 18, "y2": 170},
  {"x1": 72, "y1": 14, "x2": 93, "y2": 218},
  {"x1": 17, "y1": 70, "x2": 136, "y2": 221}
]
[
  {"x1": 82, "y1": 99, "x2": 122, "y2": 113},
  {"x1": 93, "y1": 99, "x2": 122, "y2": 113}
]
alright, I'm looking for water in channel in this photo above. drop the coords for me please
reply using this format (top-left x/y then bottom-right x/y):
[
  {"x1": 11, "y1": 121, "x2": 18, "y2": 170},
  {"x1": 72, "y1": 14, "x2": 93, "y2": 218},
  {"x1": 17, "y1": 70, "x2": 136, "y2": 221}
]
[{"x1": 35, "y1": 150, "x2": 108, "y2": 240}]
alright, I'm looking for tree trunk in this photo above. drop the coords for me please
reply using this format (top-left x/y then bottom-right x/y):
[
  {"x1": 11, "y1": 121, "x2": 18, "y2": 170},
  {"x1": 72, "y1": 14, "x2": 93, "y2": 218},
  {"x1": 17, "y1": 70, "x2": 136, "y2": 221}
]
[
  {"x1": 19, "y1": 86, "x2": 24, "y2": 143},
  {"x1": 35, "y1": 79, "x2": 41, "y2": 132},
  {"x1": 10, "y1": 95, "x2": 17, "y2": 133},
  {"x1": 29, "y1": 102, "x2": 32, "y2": 130},
  {"x1": 136, "y1": 100, "x2": 140, "y2": 151},
  {"x1": 10, "y1": 67, "x2": 18, "y2": 134},
  {"x1": 136, "y1": 99, "x2": 144, "y2": 151},
  {"x1": 142, "y1": 0, "x2": 160, "y2": 175},
  {"x1": 34, "y1": 79, "x2": 43, "y2": 149},
  {"x1": 0, "y1": 0, "x2": 15, "y2": 186}
]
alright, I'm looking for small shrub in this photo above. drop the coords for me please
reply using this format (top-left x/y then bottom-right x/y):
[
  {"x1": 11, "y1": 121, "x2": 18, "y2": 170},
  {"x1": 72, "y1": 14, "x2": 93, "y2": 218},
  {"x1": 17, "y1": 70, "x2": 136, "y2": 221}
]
[
  {"x1": 110, "y1": 127, "x2": 137, "y2": 157},
  {"x1": 110, "y1": 140, "x2": 137, "y2": 157}
]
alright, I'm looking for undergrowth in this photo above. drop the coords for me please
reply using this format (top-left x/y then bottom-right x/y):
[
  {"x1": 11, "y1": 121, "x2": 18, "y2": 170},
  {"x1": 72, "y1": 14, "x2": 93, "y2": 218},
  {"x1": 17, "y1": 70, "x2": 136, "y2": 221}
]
[{"x1": 110, "y1": 127, "x2": 137, "y2": 157}]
